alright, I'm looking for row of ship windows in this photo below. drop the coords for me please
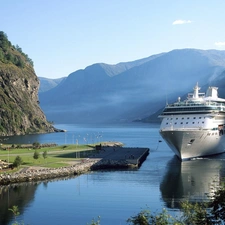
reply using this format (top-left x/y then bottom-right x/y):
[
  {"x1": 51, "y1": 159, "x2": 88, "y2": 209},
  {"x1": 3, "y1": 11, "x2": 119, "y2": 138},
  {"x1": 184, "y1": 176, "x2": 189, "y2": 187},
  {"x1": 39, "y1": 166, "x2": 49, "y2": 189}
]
[
  {"x1": 165, "y1": 107, "x2": 219, "y2": 112},
  {"x1": 166, "y1": 117, "x2": 205, "y2": 120},
  {"x1": 208, "y1": 132, "x2": 219, "y2": 135},
  {"x1": 166, "y1": 121, "x2": 205, "y2": 125}
]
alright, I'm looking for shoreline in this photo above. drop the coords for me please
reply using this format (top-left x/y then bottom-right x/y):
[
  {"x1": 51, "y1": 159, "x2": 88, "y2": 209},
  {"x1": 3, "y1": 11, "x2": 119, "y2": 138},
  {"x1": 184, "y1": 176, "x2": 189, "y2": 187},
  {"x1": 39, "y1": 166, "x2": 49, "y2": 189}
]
[
  {"x1": 0, "y1": 146, "x2": 149, "y2": 186},
  {"x1": 0, "y1": 159, "x2": 100, "y2": 185}
]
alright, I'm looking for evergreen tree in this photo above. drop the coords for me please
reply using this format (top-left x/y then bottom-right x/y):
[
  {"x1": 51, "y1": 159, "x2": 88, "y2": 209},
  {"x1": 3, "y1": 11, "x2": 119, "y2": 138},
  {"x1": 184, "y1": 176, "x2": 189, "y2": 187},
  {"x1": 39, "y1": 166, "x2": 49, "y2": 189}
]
[
  {"x1": 43, "y1": 150, "x2": 47, "y2": 159},
  {"x1": 33, "y1": 142, "x2": 40, "y2": 149},
  {"x1": 33, "y1": 150, "x2": 39, "y2": 160},
  {"x1": 0, "y1": 31, "x2": 10, "y2": 51},
  {"x1": 0, "y1": 48, "x2": 4, "y2": 61},
  {"x1": 0, "y1": 31, "x2": 33, "y2": 67},
  {"x1": 13, "y1": 156, "x2": 23, "y2": 167}
]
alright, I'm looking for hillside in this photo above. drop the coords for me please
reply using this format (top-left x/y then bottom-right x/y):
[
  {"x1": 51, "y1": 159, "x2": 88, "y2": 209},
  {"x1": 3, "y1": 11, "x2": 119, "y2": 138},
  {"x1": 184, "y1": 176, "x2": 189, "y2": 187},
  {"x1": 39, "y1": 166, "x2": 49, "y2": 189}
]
[
  {"x1": 39, "y1": 49, "x2": 225, "y2": 124},
  {"x1": 0, "y1": 31, "x2": 55, "y2": 136}
]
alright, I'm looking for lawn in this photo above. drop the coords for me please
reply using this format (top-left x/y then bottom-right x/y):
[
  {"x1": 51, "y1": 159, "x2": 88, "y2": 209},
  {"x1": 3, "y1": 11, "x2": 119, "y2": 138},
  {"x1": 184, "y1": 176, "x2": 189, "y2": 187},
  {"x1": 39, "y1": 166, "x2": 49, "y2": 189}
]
[{"x1": 0, "y1": 143, "x2": 98, "y2": 171}]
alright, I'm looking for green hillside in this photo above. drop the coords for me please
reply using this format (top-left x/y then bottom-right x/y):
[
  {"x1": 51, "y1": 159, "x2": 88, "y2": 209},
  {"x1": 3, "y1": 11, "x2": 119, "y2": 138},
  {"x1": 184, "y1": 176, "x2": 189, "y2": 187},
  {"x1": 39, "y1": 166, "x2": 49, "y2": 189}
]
[{"x1": 0, "y1": 31, "x2": 55, "y2": 136}]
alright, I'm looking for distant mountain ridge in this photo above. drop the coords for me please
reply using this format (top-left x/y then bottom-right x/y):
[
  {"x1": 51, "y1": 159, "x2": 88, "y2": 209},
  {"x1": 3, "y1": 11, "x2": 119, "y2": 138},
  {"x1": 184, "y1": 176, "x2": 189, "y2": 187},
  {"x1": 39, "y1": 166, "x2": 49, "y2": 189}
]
[
  {"x1": 39, "y1": 49, "x2": 225, "y2": 124},
  {"x1": 39, "y1": 53, "x2": 165, "y2": 93},
  {"x1": 38, "y1": 77, "x2": 66, "y2": 93},
  {"x1": 97, "y1": 53, "x2": 165, "y2": 77}
]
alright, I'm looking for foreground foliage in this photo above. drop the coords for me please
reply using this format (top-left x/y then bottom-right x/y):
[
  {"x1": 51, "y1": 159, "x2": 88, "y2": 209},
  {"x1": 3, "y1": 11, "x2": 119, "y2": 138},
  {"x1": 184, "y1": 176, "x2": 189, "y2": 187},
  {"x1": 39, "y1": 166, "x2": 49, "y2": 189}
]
[
  {"x1": 127, "y1": 208, "x2": 181, "y2": 225},
  {"x1": 126, "y1": 182, "x2": 225, "y2": 225},
  {"x1": 8, "y1": 206, "x2": 24, "y2": 225},
  {"x1": 180, "y1": 201, "x2": 209, "y2": 224},
  {"x1": 209, "y1": 181, "x2": 225, "y2": 224},
  {"x1": 90, "y1": 182, "x2": 225, "y2": 225}
]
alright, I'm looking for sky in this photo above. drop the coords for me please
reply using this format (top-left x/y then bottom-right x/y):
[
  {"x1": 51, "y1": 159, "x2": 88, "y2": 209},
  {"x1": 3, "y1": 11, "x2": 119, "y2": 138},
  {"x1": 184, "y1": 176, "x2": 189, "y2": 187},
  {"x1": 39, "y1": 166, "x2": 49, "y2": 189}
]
[{"x1": 1, "y1": 0, "x2": 225, "y2": 79}]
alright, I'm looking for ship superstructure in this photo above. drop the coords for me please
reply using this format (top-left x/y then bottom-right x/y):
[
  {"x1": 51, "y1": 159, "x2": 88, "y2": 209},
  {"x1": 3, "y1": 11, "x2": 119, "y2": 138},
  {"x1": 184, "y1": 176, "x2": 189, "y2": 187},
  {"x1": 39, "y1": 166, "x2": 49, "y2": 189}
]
[{"x1": 159, "y1": 83, "x2": 225, "y2": 160}]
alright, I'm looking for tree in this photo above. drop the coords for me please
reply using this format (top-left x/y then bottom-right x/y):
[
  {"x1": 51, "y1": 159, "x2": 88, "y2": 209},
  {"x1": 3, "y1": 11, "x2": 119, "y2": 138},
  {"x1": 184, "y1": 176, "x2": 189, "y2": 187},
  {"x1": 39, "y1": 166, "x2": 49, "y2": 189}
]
[
  {"x1": 127, "y1": 210, "x2": 150, "y2": 225},
  {"x1": 43, "y1": 150, "x2": 47, "y2": 159},
  {"x1": 8, "y1": 205, "x2": 20, "y2": 221},
  {"x1": 0, "y1": 31, "x2": 10, "y2": 51},
  {"x1": 179, "y1": 183, "x2": 225, "y2": 224},
  {"x1": 33, "y1": 142, "x2": 40, "y2": 149},
  {"x1": 180, "y1": 201, "x2": 209, "y2": 225},
  {"x1": 127, "y1": 208, "x2": 179, "y2": 225},
  {"x1": 6, "y1": 52, "x2": 13, "y2": 62},
  {"x1": 33, "y1": 150, "x2": 39, "y2": 160},
  {"x1": 0, "y1": 48, "x2": 4, "y2": 61},
  {"x1": 87, "y1": 216, "x2": 101, "y2": 225},
  {"x1": 13, "y1": 156, "x2": 23, "y2": 168},
  {"x1": 8, "y1": 205, "x2": 24, "y2": 225},
  {"x1": 0, "y1": 31, "x2": 33, "y2": 67},
  {"x1": 43, "y1": 150, "x2": 47, "y2": 163},
  {"x1": 15, "y1": 44, "x2": 22, "y2": 53},
  {"x1": 209, "y1": 182, "x2": 225, "y2": 223},
  {"x1": 15, "y1": 56, "x2": 25, "y2": 68}
]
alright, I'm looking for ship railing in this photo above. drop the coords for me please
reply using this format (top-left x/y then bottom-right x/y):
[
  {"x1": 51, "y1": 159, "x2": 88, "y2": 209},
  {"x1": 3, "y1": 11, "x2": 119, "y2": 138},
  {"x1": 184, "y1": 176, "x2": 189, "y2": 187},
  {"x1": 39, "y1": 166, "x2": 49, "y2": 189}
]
[
  {"x1": 188, "y1": 93, "x2": 205, "y2": 98},
  {"x1": 160, "y1": 127, "x2": 208, "y2": 131},
  {"x1": 168, "y1": 101, "x2": 225, "y2": 108}
]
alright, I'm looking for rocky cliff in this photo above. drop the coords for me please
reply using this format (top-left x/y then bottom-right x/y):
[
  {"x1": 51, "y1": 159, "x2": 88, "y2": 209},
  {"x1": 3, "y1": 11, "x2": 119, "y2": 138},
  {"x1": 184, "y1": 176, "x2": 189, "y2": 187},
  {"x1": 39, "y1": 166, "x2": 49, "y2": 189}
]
[{"x1": 0, "y1": 32, "x2": 55, "y2": 136}]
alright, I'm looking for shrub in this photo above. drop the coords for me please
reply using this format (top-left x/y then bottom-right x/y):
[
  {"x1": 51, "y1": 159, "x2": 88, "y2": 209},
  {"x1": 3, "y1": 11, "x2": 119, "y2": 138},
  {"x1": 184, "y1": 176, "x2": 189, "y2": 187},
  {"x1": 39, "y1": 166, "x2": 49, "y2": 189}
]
[
  {"x1": 33, "y1": 150, "x2": 39, "y2": 160},
  {"x1": 13, "y1": 156, "x2": 23, "y2": 167},
  {"x1": 33, "y1": 142, "x2": 40, "y2": 149},
  {"x1": 43, "y1": 150, "x2": 47, "y2": 159},
  {"x1": 208, "y1": 181, "x2": 225, "y2": 224},
  {"x1": 127, "y1": 208, "x2": 180, "y2": 225}
]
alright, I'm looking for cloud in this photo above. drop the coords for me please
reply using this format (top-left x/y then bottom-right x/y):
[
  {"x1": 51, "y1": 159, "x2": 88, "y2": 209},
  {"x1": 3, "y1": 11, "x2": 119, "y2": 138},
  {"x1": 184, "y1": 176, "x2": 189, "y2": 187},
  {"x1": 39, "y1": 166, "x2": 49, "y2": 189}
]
[
  {"x1": 172, "y1": 20, "x2": 192, "y2": 25},
  {"x1": 214, "y1": 42, "x2": 225, "y2": 47}
]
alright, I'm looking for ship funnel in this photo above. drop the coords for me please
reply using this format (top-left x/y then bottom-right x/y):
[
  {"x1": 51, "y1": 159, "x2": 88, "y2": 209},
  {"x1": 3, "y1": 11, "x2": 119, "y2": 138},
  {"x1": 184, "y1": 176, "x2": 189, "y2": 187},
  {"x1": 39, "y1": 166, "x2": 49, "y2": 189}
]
[
  {"x1": 206, "y1": 87, "x2": 218, "y2": 98},
  {"x1": 193, "y1": 83, "x2": 200, "y2": 98}
]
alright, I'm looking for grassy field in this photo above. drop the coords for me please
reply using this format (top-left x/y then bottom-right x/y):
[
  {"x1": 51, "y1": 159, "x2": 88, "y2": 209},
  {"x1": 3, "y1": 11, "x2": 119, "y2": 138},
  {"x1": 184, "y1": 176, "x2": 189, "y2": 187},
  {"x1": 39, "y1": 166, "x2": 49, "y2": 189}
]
[{"x1": 0, "y1": 143, "x2": 98, "y2": 172}]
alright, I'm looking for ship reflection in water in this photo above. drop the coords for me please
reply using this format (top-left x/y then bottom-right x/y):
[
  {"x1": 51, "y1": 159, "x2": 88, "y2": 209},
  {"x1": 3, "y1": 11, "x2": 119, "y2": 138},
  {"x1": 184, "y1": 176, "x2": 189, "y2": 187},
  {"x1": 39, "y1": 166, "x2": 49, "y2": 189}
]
[{"x1": 160, "y1": 155, "x2": 225, "y2": 209}]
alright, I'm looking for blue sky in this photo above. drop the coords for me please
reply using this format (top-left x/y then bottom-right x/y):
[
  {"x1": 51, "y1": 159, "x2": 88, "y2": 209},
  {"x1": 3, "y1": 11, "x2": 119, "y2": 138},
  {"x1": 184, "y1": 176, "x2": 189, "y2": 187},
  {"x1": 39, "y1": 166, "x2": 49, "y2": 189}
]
[{"x1": 1, "y1": 0, "x2": 225, "y2": 78}]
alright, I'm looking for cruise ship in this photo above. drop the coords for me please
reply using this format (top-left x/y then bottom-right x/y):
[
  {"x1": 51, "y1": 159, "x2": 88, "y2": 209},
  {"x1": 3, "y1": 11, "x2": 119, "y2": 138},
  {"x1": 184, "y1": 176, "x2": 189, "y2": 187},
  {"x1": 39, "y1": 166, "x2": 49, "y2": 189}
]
[{"x1": 159, "y1": 83, "x2": 225, "y2": 160}]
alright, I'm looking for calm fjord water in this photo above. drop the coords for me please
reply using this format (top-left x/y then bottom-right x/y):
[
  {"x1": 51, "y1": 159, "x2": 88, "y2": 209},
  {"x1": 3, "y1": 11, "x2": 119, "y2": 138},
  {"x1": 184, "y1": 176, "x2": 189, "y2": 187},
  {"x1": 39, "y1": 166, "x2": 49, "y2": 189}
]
[{"x1": 1, "y1": 123, "x2": 225, "y2": 225}]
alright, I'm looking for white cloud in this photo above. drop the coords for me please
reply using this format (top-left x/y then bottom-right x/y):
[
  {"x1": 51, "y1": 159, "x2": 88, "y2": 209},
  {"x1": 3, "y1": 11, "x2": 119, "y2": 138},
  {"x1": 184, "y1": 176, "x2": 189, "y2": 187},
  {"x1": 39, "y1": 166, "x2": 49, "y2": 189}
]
[
  {"x1": 214, "y1": 42, "x2": 225, "y2": 47},
  {"x1": 172, "y1": 20, "x2": 192, "y2": 25}
]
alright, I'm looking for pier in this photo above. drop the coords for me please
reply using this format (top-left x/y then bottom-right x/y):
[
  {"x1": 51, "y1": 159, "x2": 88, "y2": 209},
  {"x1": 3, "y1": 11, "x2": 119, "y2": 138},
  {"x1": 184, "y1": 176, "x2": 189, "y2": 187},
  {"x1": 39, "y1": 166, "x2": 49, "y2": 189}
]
[{"x1": 90, "y1": 145, "x2": 150, "y2": 169}]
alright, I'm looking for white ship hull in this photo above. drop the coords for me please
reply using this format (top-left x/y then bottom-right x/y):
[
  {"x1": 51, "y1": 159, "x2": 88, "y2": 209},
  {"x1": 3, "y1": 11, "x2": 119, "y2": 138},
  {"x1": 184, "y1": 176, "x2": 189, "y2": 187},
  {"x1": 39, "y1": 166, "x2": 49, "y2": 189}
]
[
  {"x1": 159, "y1": 84, "x2": 225, "y2": 160},
  {"x1": 160, "y1": 129, "x2": 225, "y2": 160}
]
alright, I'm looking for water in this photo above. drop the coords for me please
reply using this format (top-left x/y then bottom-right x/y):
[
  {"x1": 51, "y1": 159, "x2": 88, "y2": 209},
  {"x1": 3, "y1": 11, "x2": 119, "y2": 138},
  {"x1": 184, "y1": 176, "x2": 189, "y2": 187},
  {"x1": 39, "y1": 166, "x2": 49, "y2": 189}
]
[{"x1": 1, "y1": 123, "x2": 225, "y2": 225}]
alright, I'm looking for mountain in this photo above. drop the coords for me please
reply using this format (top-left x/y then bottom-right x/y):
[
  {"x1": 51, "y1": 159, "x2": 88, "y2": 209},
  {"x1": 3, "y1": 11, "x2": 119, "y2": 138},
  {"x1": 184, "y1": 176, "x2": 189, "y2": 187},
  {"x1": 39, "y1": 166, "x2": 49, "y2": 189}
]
[
  {"x1": 38, "y1": 77, "x2": 66, "y2": 93},
  {"x1": 0, "y1": 31, "x2": 55, "y2": 136},
  {"x1": 39, "y1": 49, "x2": 225, "y2": 124}
]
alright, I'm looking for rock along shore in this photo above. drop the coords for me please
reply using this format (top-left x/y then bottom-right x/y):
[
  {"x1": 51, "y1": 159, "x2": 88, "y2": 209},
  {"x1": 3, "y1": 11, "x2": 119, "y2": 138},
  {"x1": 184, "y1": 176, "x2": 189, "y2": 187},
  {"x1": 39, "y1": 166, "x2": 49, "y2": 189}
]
[{"x1": 0, "y1": 159, "x2": 100, "y2": 185}]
